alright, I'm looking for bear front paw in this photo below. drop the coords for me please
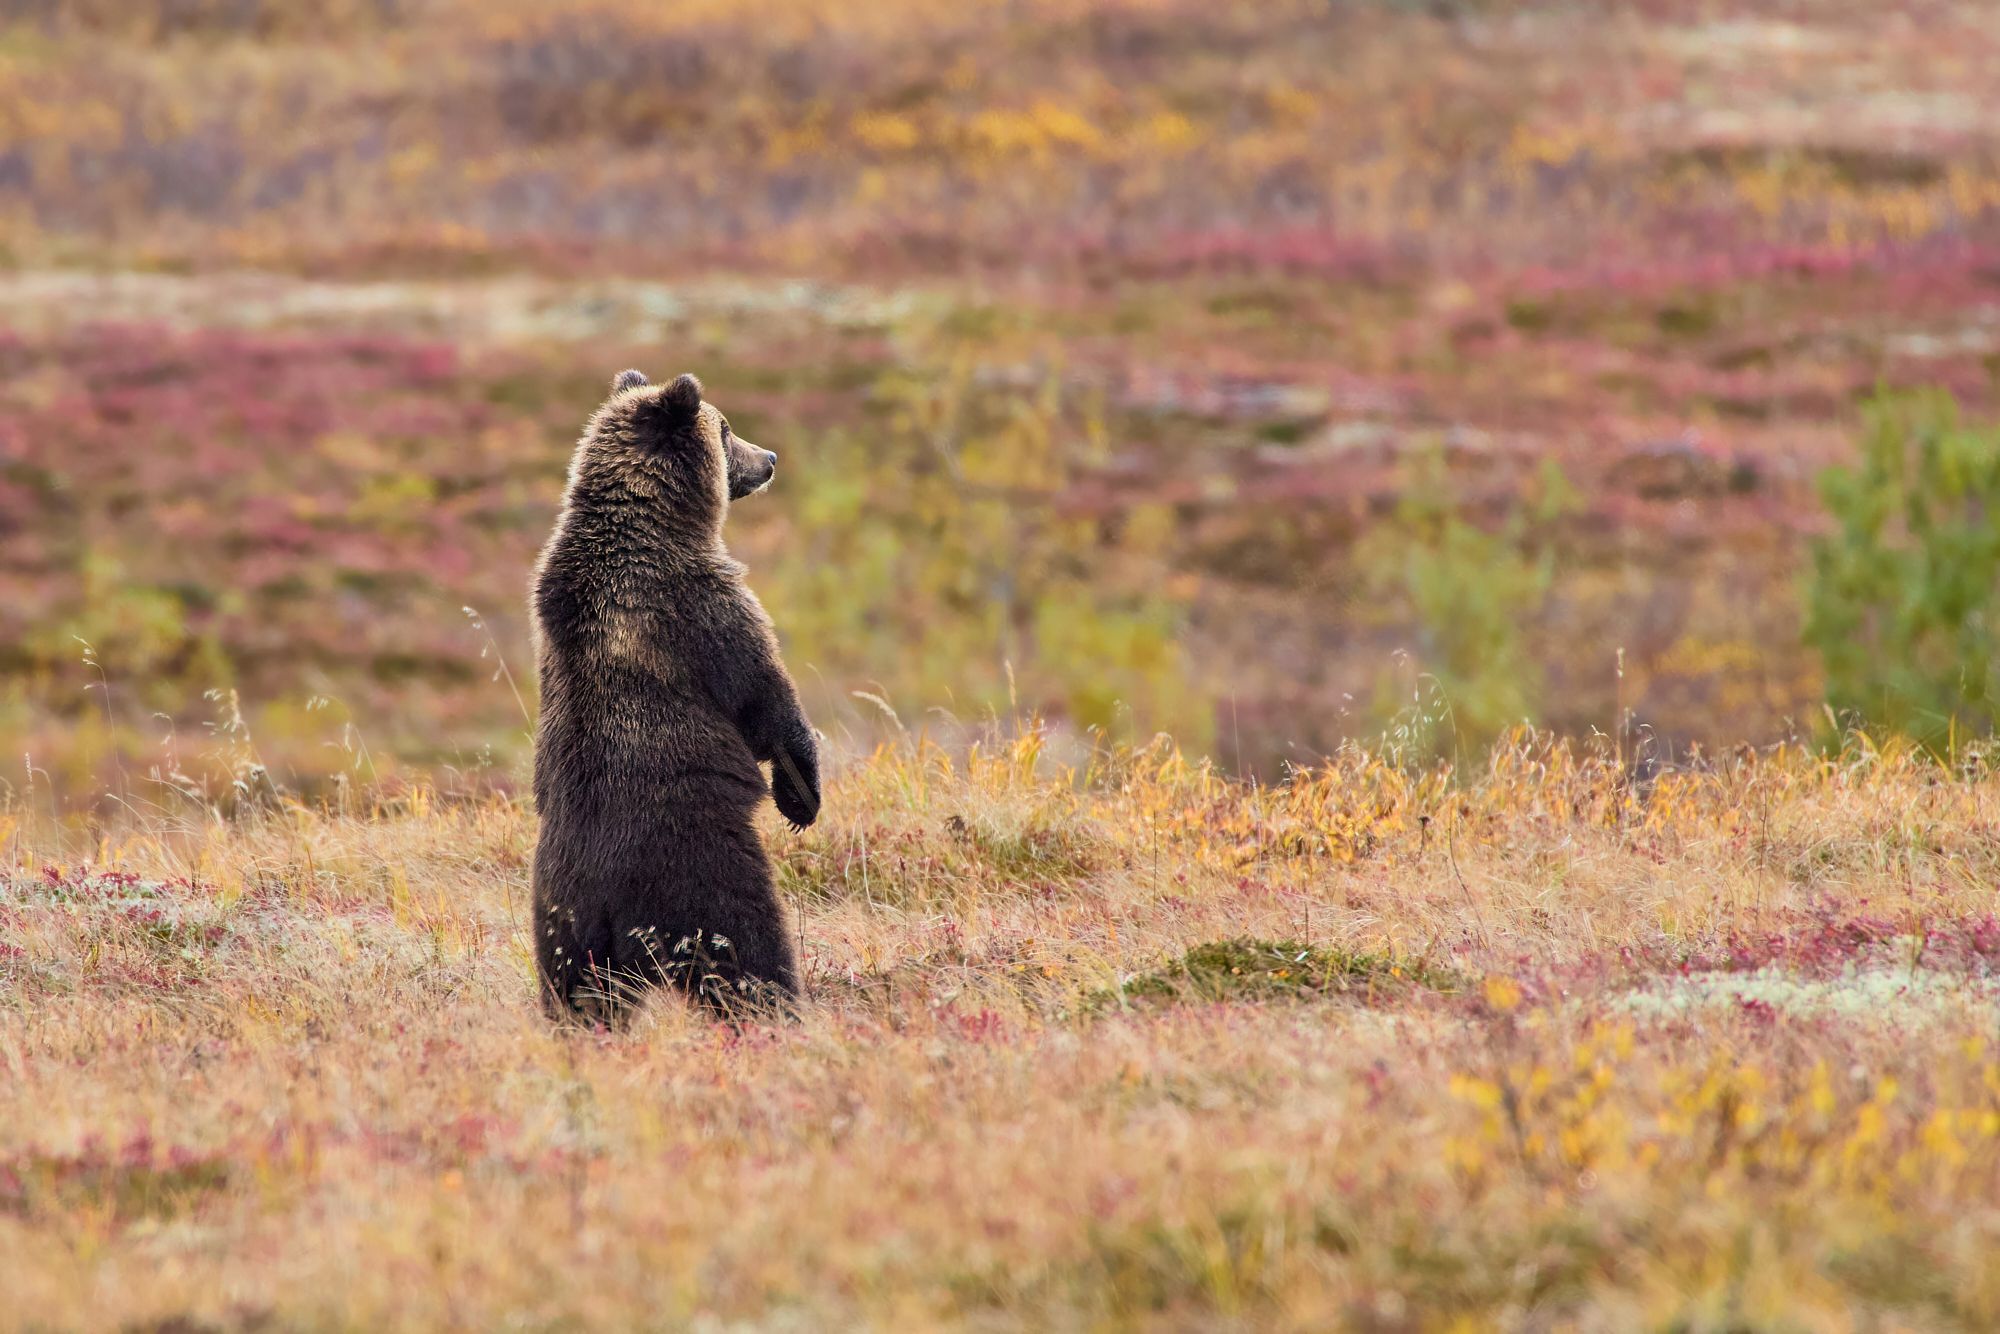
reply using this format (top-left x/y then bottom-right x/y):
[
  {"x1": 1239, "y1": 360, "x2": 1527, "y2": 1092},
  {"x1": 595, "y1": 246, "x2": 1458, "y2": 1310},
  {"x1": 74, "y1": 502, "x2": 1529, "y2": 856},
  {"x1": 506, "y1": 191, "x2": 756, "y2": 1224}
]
[
  {"x1": 772, "y1": 753, "x2": 820, "y2": 830},
  {"x1": 774, "y1": 782, "x2": 819, "y2": 831}
]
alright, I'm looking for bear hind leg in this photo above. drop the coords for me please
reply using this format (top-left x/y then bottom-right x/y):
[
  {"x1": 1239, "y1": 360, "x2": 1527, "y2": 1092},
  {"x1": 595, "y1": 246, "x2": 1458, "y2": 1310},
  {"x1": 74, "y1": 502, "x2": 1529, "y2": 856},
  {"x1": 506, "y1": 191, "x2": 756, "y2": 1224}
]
[
  {"x1": 623, "y1": 922, "x2": 792, "y2": 1019},
  {"x1": 537, "y1": 901, "x2": 640, "y2": 1027},
  {"x1": 689, "y1": 926, "x2": 799, "y2": 1021}
]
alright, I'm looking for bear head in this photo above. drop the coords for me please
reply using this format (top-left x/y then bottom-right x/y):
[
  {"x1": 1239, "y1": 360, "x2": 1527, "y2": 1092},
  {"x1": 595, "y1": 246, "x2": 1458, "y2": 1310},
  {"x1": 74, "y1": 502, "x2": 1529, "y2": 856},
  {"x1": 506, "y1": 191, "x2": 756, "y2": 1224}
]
[{"x1": 573, "y1": 369, "x2": 777, "y2": 543}]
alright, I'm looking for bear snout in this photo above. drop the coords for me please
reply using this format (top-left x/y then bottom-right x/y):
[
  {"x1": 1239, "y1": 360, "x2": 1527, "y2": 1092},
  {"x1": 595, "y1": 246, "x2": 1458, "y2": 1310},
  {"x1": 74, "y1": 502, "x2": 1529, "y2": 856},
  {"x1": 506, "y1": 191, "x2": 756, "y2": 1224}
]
[{"x1": 728, "y1": 447, "x2": 777, "y2": 499}]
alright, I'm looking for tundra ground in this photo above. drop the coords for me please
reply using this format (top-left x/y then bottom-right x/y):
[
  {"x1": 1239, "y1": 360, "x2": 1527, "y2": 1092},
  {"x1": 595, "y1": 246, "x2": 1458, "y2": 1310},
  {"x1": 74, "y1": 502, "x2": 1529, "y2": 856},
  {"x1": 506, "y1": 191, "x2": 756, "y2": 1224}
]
[{"x1": 5, "y1": 733, "x2": 2000, "y2": 1331}]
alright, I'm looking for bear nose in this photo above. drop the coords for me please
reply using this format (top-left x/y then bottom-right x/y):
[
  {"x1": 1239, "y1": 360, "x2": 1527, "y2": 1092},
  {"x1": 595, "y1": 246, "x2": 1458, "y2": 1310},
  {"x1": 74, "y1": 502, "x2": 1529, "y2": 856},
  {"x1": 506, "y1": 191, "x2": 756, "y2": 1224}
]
[{"x1": 763, "y1": 450, "x2": 777, "y2": 470}]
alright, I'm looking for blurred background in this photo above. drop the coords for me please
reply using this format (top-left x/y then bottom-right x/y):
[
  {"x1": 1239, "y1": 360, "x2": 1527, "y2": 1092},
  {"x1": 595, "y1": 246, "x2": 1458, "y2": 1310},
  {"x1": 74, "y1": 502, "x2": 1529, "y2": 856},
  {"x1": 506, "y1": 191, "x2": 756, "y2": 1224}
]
[{"x1": 5, "y1": 0, "x2": 2000, "y2": 810}]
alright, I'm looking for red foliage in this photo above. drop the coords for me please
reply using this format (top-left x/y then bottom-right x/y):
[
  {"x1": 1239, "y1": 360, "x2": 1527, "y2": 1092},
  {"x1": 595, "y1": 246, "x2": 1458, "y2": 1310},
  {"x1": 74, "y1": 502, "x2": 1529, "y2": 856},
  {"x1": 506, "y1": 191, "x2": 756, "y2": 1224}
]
[{"x1": 0, "y1": 324, "x2": 564, "y2": 785}]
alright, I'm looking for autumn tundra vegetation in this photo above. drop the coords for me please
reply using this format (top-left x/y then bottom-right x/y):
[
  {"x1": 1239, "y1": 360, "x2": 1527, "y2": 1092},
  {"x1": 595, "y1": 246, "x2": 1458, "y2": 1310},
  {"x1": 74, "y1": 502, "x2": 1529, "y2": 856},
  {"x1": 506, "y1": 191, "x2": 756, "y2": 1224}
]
[{"x1": 12, "y1": 0, "x2": 2000, "y2": 1328}]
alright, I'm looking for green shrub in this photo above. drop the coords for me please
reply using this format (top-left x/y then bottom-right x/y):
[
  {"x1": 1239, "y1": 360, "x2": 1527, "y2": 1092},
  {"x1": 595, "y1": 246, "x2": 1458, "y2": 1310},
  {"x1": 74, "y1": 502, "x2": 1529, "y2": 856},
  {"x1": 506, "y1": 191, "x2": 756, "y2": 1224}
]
[
  {"x1": 1805, "y1": 389, "x2": 2000, "y2": 752},
  {"x1": 1358, "y1": 452, "x2": 1575, "y2": 757}
]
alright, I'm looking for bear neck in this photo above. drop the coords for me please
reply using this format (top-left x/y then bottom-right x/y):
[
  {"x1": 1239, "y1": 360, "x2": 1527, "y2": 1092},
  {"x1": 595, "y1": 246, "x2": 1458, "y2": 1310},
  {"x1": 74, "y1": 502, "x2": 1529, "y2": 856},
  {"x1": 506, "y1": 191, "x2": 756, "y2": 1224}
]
[{"x1": 569, "y1": 443, "x2": 728, "y2": 552}]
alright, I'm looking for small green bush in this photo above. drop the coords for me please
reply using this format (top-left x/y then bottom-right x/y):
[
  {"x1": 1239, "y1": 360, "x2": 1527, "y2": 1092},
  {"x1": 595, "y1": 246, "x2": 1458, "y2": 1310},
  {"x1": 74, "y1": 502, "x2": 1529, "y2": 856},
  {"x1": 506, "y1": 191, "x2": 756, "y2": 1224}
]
[
  {"x1": 1805, "y1": 389, "x2": 2000, "y2": 752},
  {"x1": 1359, "y1": 452, "x2": 1576, "y2": 756}
]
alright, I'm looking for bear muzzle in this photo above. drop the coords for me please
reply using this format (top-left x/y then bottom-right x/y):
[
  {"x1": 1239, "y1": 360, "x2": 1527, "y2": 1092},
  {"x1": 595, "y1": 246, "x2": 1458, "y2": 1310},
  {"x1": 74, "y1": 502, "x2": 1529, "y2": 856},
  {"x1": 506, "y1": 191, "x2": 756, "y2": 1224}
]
[{"x1": 728, "y1": 448, "x2": 778, "y2": 500}]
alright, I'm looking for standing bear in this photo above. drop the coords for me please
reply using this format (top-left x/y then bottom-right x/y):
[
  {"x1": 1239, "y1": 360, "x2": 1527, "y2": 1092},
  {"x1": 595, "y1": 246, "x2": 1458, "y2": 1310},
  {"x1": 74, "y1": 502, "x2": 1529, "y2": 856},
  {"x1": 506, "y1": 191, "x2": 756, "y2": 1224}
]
[{"x1": 529, "y1": 369, "x2": 820, "y2": 1021}]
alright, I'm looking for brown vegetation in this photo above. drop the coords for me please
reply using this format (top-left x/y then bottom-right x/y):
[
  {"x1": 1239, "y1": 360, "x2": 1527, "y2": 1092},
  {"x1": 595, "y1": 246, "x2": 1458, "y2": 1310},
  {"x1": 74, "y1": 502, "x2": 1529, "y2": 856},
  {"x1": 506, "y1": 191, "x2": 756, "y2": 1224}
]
[{"x1": 7, "y1": 732, "x2": 2000, "y2": 1328}]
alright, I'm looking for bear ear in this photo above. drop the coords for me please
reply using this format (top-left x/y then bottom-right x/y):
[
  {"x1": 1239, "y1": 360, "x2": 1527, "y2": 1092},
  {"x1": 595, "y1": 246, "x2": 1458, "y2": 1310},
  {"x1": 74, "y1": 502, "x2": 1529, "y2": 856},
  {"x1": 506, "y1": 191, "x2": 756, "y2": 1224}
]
[
  {"x1": 661, "y1": 373, "x2": 703, "y2": 420},
  {"x1": 612, "y1": 369, "x2": 649, "y2": 392}
]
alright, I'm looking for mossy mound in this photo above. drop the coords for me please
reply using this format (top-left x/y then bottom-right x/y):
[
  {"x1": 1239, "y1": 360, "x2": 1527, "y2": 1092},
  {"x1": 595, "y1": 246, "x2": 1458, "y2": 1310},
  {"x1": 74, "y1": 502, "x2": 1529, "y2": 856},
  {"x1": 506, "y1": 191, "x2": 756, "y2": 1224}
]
[{"x1": 1089, "y1": 937, "x2": 1463, "y2": 1013}]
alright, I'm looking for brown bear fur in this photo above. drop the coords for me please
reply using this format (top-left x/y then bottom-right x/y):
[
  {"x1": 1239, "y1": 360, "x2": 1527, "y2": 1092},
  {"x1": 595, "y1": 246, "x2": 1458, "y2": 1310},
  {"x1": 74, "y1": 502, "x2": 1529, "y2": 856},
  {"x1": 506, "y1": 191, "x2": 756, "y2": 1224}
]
[{"x1": 529, "y1": 369, "x2": 820, "y2": 1021}]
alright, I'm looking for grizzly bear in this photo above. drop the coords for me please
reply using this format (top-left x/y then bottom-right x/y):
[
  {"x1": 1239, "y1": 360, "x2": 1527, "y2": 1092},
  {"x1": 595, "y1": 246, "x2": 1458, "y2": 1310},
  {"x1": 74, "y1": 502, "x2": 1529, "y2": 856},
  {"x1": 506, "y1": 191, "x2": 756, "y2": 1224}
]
[{"x1": 529, "y1": 369, "x2": 821, "y2": 1021}]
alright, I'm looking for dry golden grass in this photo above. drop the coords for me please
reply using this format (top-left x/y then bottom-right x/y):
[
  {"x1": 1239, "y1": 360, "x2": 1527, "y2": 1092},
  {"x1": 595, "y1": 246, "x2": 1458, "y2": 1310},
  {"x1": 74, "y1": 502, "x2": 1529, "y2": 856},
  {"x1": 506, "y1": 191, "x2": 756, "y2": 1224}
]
[{"x1": 6, "y1": 731, "x2": 2000, "y2": 1330}]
